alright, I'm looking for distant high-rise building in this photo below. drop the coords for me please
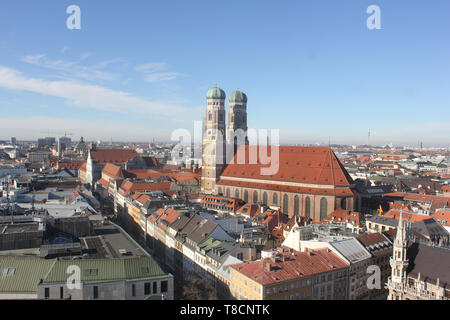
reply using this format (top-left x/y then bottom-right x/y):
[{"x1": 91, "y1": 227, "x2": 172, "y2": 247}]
[
  {"x1": 58, "y1": 136, "x2": 72, "y2": 155},
  {"x1": 38, "y1": 137, "x2": 56, "y2": 149},
  {"x1": 11, "y1": 137, "x2": 16, "y2": 145}
]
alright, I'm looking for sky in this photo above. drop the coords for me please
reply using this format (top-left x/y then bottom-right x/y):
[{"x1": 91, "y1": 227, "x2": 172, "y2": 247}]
[{"x1": 0, "y1": 0, "x2": 449, "y2": 147}]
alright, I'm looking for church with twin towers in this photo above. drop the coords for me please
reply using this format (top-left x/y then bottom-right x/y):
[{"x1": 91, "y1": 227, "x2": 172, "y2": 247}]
[{"x1": 201, "y1": 86, "x2": 359, "y2": 222}]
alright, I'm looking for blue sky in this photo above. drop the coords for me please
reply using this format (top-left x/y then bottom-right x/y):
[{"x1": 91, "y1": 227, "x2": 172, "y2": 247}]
[{"x1": 0, "y1": 0, "x2": 449, "y2": 146}]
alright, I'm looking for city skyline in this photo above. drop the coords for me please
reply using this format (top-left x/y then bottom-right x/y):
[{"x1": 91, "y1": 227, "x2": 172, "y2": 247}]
[{"x1": 1, "y1": 1, "x2": 450, "y2": 146}]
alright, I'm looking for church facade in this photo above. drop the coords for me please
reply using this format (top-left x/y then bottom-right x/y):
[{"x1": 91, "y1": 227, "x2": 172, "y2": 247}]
[{"x1": 200, "y1": 87, "x2": 359, "y2": 222}]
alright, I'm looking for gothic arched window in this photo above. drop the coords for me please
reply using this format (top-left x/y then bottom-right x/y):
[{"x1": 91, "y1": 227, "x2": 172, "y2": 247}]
[
  {"x1": 244, "y1": 190, "x2": 249, "y2": 203},
  {"x1": 253, "y1": 191, "x2": 258, "y2": 203},
  {"x1": 273, "y1": 193, "x2": 278, "y2": 205},
  {"x1": 283, "y1": 194, "x2": 289, "y2": 214},
  {"x1": 305, "y1": 197, "x2": 311, "y2": 218},
  {"x1": 294, "y1": 195, "x2": 300, "y2": 217},
  {"x1": 226, "y1": 188, "x2": 230, "y2": 198},
  {"x1": 341, "y1": 198, "x2": 347, "y2": 210},
  {"x1": 218, "y1": 187, "x2": 222, "y2": 195},
  {"x1": 208, "y1": 112, "x2": 212, "y2": 121},
  {"x1": 320, "y1": 197, "x2": 328, "y2": 220},
  {"x1": 263, "y1": 192, "x2": 268, "y2": 205},
  {"x1": 235, "y1": 189, "x2": 240, "y2": 199}
]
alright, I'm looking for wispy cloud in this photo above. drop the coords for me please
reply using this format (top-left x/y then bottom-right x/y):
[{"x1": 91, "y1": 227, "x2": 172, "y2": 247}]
[
  {"x1": 135, "y1": 62, "x2": 168, "y2": 73},
  {"x1": 135, "y1": 62, "x2": 183, "y2": 83},
  {"x1": 0, "y1": 116, "x2": 173, "y2": 141},
  {"x1": 80, "y1": 52, "x2": 92, "y2": 60},
  {"x1": 144, "y1": 72, "x2": 181, "y2": 83},
  {"x1": 61, "y1": 46, "x2": 71, "y2": 54},
  {"x1": 21, "y1": 54, "x2": 119, "y2": 82},
  {"x1": 0, "y1": 66, "x2": 200, "y2": 121}
]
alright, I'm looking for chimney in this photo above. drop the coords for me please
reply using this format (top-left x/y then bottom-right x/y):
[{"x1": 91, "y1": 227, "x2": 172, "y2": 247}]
[{"x1": 264, "y1": 262, "x2": 272, "y2": 272}]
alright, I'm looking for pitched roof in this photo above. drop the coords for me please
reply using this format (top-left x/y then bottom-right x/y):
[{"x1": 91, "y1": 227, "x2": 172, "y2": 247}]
[
  {"x1": 230, "y1": 247, "x2": 348, "y2": 285},
  {"x1": 406, "y1": 242, "x2": 450, "y2": 286},
  {"x1": 432, "y1": 209, "x2": 450, "y2": 226},
  {"x1": 102, "y1": 163, "x2": 124, "y2": 179},
  {"x1": 236, "y1": 203, "x2": 261, "y2": 217},
  {"x1": 42, "y1": 257, "x2": 169, "y2": 284},
  {"x1": 324, "y1": 209, "x2": 363, "y2": 227},
  {"x1": 218, "y1": 146, "x2": 354, "y2": 190},
  {"x1": 90, "y1": 149, "x2": 140, "y2": 164},
  {"x1": 0, "y1": 257, "x2": 55, "y2": 294},
  {"x1": 384, "y1": 209, "x2": 431, "y2": 223},
  {"x1": 155, "y1": 207, "x2": 183, "y2": 231},
  {"x1": 119, "y1": 180, "x2": 174, "y2": 197}
]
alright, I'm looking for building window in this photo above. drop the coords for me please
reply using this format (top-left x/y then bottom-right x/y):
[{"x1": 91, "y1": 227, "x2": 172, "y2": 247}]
[
  {"x1": 244, "y1": 190, "x2": 249, "y2": 202},
  {"x1": 153, "y1": 282, "x2": 157, "y2": 294},
  {"x1": 161, "y1": 281, "x2": 168, "y2": 293},
  {"x1": 273, "y1": 193, "x2": 278, "y2": 205},
  {"x1": 93, "y1": 286, "x2": 98, "y2": 299},
  {"x1": 44, "y1": 287, "x2": 50, "y2": 300},
  {"x1": 60, "y1": 287, "x2": 64, "y2": 300},
  {"x1": 253, "y1": 191, "x2": 258, "y2": 203},
  {"x1": 235, "y1": 189, "x2": 240, "y2": 199},
  {"x1": 226, "y1": 188, "x2": 230, "y2": 197},
  {"x1": 320, "y1": 198, "x2": 328, "y2": 220},
  {"x1": 283, "y1": 194, "x2": 289, "y2": 214},
  {"x1": 341, "y1": 198, "x2": 347, "y2": 210},
  {"x1": 294, "y1": 196, "x2": 300, "y2": 217},
  {"x1": 208, "y1": 112, "x2": 212, "y2": 121},
  {"x1": 145, "y1": 283, "x2": 151, "y2": 295},
  {"x1": 263, "y1": 192, "x2": 268, "y2": 205},
  {"x1": 305, "y1": 197, "x2": 311, "y2": 218}
]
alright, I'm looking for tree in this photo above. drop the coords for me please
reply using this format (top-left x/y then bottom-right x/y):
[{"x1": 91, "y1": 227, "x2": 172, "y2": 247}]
[{"x1": 180, "y1": 274, "x2": 218, "y2": 300}]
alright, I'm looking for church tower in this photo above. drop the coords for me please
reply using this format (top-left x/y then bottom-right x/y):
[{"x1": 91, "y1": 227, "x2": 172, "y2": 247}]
[
  {"x1": 387, "y1": 212, "x2": 409, "y2": 300},
  {"x1": 226, "y1": 90, "x2": 248, "y2": 163},
  {"x1": 201, "y1": 87, "x2": 227, "y2": 194}
]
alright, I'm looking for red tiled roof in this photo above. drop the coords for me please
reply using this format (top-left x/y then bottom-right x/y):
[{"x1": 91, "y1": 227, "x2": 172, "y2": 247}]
[
  {"x1": 236, "y1": 204, "x2": 261, "y2": 218},
  {"x1": 384, "y1": 209, "x2": 431, "y2": 223},
  {"x1": 231, "y1": 247, "x2": 349, "y2": 285},
  {"x1": 219, "y1": 146, "x2": 354, "y2": 187},
  {"x1": 383, "y1": 192, "x2": 406, "y2": 198},
  {"x1": 79, "y1": 162, "x2": 87, "y2": 171},
  {"x1": 390, "y1": 203, "x2": 412, "y2": 211},
  {"x1": 323, "y1": 209, "x2": 363, "y2": 227},
  {"x1": 96, "y1": 178, "x2": 110, "y2": 189},
  {"x1": 90, "y1": 149, "x2": 140, "y2": 164},
  {"x1": 431, "y1": 209, "x2": 450, "y2": 226},
  {"x1": 156, "y1": 207, "x2": 183, "y2": 231},
  {"x1": 102, "y1": 163, "x2": 124, "y2": 179},
  {"x1": 357, "y1": 232, "x2": 390, "y2": 247},
  {"x1": 57, "y1": 161, "x2": 85, "y2": 170},
  {"x1": 119, "y1": 180, "x2": 174, "y2": 197},
  {"x1": 135, "y1": 193, "x2": 151, "y2": 206}
]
